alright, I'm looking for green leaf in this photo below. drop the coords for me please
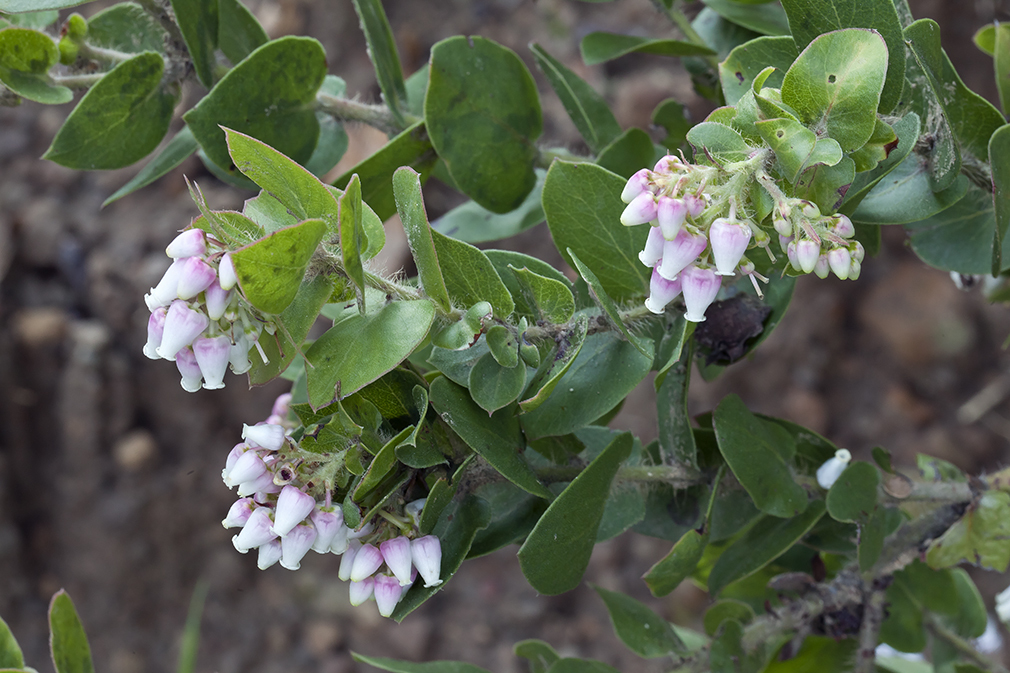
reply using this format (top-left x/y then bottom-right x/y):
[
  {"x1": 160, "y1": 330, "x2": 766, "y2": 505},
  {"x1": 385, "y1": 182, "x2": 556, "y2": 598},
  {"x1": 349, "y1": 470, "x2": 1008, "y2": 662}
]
[
  {"x1": 849, "y1": 118, "x2": 898, "y2": 173},
  {"x1": 543, "y1": 161, "x2": 649, "y2": 301},
  {"x1": 794, "y1": 155, "x2": 855, "y2": 214},
  {"x1": 87, "y1": 2, "x2": 167, "y2": 55},
  {"x1": 429, "y1": 377, "x2": 551, "y2": 499},
  {"x1": 333, "y1": 120, "x2": 437, "y2": 221},
  {"x1": 487, "y1": 325, "x2": 519, "y2": 368},
  {"x1": 468, "y1": 353, "x2": 526, "y2": 414},
  {"x1": 780, "y1": 0, "x2": 905, "y2": 113},
  {"x1": 432, "y1": 170, "x2": 546, "y2": 244},
  {"x1": 518, "y1": 433, "x2": 633, "y2": 594},
  {"x1": 595, "y1": 128, "x2": 657, "y2": 179},
  {"x1": 703, "y1": 600, "x2": 755, "y2": 636},
  {"x1": 975, "y1": 24, "x2": 997, "y2": 56},
  {"x1": 510, "y1": 266, "x2": 575, "y2": 324},
  {"x1": 713, "y1": 394, "x2": 808, "y2": 518},
  {"x1": 352, "y1": 0, "x2": 407, "y2": 126},
  {"x1": 720, "y1": 36, "x2": 798, "y2": 106},
  {"x1": 781, "y1": 29, "x2": 888, "y2": 152},
  {"x1": 701, "y1": 0, "x2": 789, "y2": 36},
  {"x1": 0, "y1": 616, "x2": 23, "y2": 669},
  {"x1": 905, "y1": 185, "x2": 1009, "y2": 275},
  {"x1": 521, "y1": 331, "x2": 652, "y2": 440},
  {"x1": 826, "y1": 462, "x2": 879, "y2": 523},
  {"x1": 710, "y1": 620, "x2": 765, "y2": 673},
  {"x1": 103, "y1": 126, "x2": 198, "y2": 206},
  {"x1": 579, "y1": 31, "x2": 715, "y2": 65},
  {"x1": 218, "y1": 0, "x2": 268, "y2": 64},
  {"x1": 514, "y1": 640, "x2": 560, "y2": 673},
  {"x1": 686, "y1": 122, "x2": 751, "y2": 165},
  {"x1": 305, "y1": 300, "x2": 435, "y2": 408},
  {"x1": 352, "y1": 654, "x2": 491, "y2": 673},
  {"x1": 230, "y1": 219, "x2": 326, "y2": 314},
  {"x1": 842, "y1": 112, "x2": 919, "y2": 213},
  {"x1": 431, "y1": 303, "x2": 491, "y2": 352},
  {"x1": 183, "y1": 37, "x2": 327, "y2": 179},
  {"x1": 519, "y1": 314, "x2": 589, "y2": 413},
  {"x1": 530, "y1": 43, "x2": 621, "y2": 153},
  {"x1": 545, "y1": 659, "x2": 620, "y2": 673},
  {"x1": 926, "y1": 490, "x2": 1010, "y2": 572},
  {"x1": 355, "y1": 426, "x2": 411, "y2": 499},
  {"x1": 945, "y1": 569, "x2": 988, "y2": 638},
  {"x1": 643, "y1": 527, "x2": 708, "y2": 597},
  {"x1": 652, "y1": 99, "x2": 692, "y2": 150},
  {"x1": 762, "y1": 636, "x2": 857, "y2": 673},
  {"x1": 0, "y1": 27, "x2": 70, "y2": 103},
  {"x1": 0, "y1": 1, "x2": 83, "y2": 12},
  {"x1": 169, "y1": 0, "x2": 217, "y2": 87},
  {"x1": 425, "y1": 36, "x2": 541, "y2": 213},
  {"x1": 338, "y1": 174, "x2": 367, "y2": 310},
  {"x1": 905, "y1": 19, "x2": 1005, "y2": 164},
  {"x1": 568, "y1": 250, "x2": 650, "y2": 357},
  {"x1": 755, "y1": 118, "x2": 842, "y2": 183},
  {"x1": 431, "y1": 230, "x2": 514, "y2": 318},
  {"x1": 45, "y1": 52, "x2": 173, "y2": 167},
  {"x1": 393, "y1": 166, "x2": 452, "y2": 313},
  {"x1": 49, "y1": 590, "x2": 94, "y2": 673},
  {"x1": 852, "y1": 151, "x2": 968, "y2": 225},
  {"x1": 989, "y1": 124, "x2": 1010, "y2": 274},
  {"x1": 486, "y1": 250, "x2": 572, "y2": 319},
  {"x1": 707, "y1": 501, "x2": 826, "y2": 595},
  {"x1": 593, "y1": 586, "x2": 686, "y2": 658}
]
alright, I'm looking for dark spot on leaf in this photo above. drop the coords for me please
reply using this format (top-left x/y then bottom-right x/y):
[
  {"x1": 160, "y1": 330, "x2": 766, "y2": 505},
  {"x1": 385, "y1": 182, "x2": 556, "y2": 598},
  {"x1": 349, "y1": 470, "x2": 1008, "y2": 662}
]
[
  {"x1": 827, "y1": 74, "x2": 836, "y2": 84},
  {"x1": 776, "y1": 130, "x2": 785, "y2": 139},
  {"x1": 883, "y1": 136, "x2": 900, "y2": 158},
  {"x1": 735, "y1": 71, "x2": 744, "y2": 84}
]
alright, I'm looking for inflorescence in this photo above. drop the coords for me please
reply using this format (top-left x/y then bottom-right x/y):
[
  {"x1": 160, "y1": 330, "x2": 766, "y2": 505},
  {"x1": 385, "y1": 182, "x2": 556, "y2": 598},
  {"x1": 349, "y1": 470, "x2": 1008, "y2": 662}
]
[
  {"x1": 220, "y1": 394, "x2": 442, "y2": 619},
  {"x1": 620, "y1": 154, "x2": 863, "y2": 322}
]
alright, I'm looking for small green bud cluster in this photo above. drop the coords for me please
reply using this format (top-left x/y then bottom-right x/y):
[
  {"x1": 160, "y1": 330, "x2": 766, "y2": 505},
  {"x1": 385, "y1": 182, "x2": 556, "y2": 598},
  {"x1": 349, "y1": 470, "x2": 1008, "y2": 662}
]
[{"x1": 773, "y1": 199, "x2": 863, "y2": 281}]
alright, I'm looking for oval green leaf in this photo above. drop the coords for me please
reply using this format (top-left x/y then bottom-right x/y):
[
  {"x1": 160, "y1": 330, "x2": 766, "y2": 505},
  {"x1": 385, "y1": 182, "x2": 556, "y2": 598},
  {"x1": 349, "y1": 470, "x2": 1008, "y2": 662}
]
[
  {"x1": 230, "y1": 219, "x2": 326, "y2": 314},
  {"x1": 351, "y1": 0, "x2": 407, "y2": 126},
  {"x1": 468, "y1": 352, "x2": 526, "y2": 414},
  {"x1": 431, "y1": 229, "x2": 514, "y2": 318},
  {"x1": 720, "y1": 36, "x2": 798, "y2": 106},
  {"x1": 392, "y1": 166, "x2": 451, "y2": 312},
  {"x1": 826, "y1": 461, "x2": 880, "y2": 523},
  {"x1": 593, "y1": 585, "x2": 686, "y2": 658},
  {"x1": 49, "y1": 590, "x2": 94, "y2": 673},
  {"x1": 425, "y1": 36, "x2": 542, "y2": 213}
]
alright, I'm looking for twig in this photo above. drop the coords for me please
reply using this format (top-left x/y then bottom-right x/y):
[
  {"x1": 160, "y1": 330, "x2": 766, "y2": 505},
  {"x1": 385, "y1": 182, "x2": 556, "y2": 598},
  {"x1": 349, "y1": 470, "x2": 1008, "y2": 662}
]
[
  {"x1": 315, "y1": 92, "x2": 412, "y2": 136},
  {"x1": 855, "y1": 587, "x2": 886, "y2": 673},
  {"x1": 925, "y1": 614, "x2": 1010, "y2": 673}
]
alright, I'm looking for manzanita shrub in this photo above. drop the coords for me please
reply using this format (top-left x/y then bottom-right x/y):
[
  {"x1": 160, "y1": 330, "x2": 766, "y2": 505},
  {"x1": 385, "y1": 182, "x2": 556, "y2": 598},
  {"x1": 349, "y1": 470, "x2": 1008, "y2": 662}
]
[{"x1": 3, "y1": 0, "x2": 1010, "y2": 671}]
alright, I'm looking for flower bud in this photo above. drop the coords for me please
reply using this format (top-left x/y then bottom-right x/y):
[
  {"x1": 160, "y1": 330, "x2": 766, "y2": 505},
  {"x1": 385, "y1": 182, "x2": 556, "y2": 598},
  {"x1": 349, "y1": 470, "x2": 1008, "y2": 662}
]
[
  {"x1": 339, "y1": 541, "x2": 360, "y2": 580},
  {"x1": 242, "y1": 423, "x2": 286, "y2": 452},
  {"x1": 653, "y1": 154, "x2": 683, "y2": 174},
  {"x1": 144, "y1": 307, "x2": 167, "y2": 359},
  {"x1": 166, "y1": 229, "x2": 207, "y2": 259},
  {"x1": 176, "y1": 257, "x2": 217, "y2": 300},
  {"x1": 193, "y1": 336, "x2": 231, "y2": 390},
  {"x1": 644, "y1": 267, "x2": 682, "y2": 315},
  {"x1": 813, "y1": 254, "x2": 830, "y2": 280},
  {"x1": 380, "y1": 536, "x2": 414, "y2": 586},
  {"x1": 175, "y1": 347, "x2": 203, "y2": 392},
  {"x1": 638, "y1": 226, "x2": 665, "y2": 268},
  {"x1": 848, "y1": 258, "x2": 862, "y2": 281},
  {"x1": 773, "y1": 212, "x2": 792, "y2": 238},
  {"x1": 222, "y1": 498, "x2": 256, "y2": 529},
  {"x1": 827, "y1": 247, "x2": 851, "y2": 280},
  {"x1": 681, "y1": 265, "x2": 721, "y2": 323},
  {"x1": 310, "y1": 507, "x2": 344, "y2": 553},
  {"x1": 795, "y1": 240, "x2": 820, "y2": 274},
  {"x1": 374, "y1": 575, "x2": 403, "y2": 617},
  {"x1": 656, "y1": 196, "x2": 687, "y2": 241},
  {"x1": 829, "y1": 214, "x2": 855, "y2": 238},
  {"x1": 229, "y1": 334, "x2": 252, "y2": 375},
  {"x1": 350, "y1": 543, "x2": 384, "y2": 582},
  {"x1": 272, "y1": 393, "x2": 293, "y2": 419},
  {"x1": 658, "y1": 228, "x2": 707, "y2": 281},
  {"x1": 158, "y1": 300, "x2": 209, "y2": 361},
  {"x1": 232, "y1": 507, "x2": 277, "y2": 553},
  {"x1": 621, "y1": 168, "x2": 652, "y2": 203},
  {"x1": 405, "y1": 499, "x2": 426, "y2": 530},
  {"x1": 709, "y1": 218, "x2": 752, "y2": 276},
  {"x1": 330, "y1": 525, "x2": 351, "y2": 555},
  {"x1": 272, "y1": 485, "x2": 316, "y2": 537},
  {"x1": 280, "y1": 522, "x2": 318, "y2": 570},
  {"x1": 683, "y1": 193, "x2": 705, "y2": 218},
  {"x1": 800, "y1": 200, "x2": 820, "y2": 219},
  {"x1": 620, "y1": 192, "x2": 658, "y2": 226},
  {"x1": 349, "y1": 577, "x2": 375, "y2": 606},
  {"x1": 850, "y1": 241, "x2": 865, "y2": 263},
  {"x1": 410, "y1": 535, "x2": 443, "y2": 588},
  {"x1": 146, "y1": 259, "x2": 184, "y2": 310},
  {"x1": 816, "y1": 449, "x2": 851, "y2": 489},
  {"x1": 218, "y1": 253, "x2": 238, "y2": 291},
  {"x1": 204, "y1": 280, "x2": 231, "y2": 321},
  {"x1": 996, "y1": 585, "x2": 1010, "y2": 624},
  {"x1": 257, "y1": 539, "x2": 282, "y2": 570},
  {"x1": 237, "y1": 471, "x2": 278, "y2": 497},
  {"x1": 224, "y1": 449, "x2": 267, "y2": 488}
]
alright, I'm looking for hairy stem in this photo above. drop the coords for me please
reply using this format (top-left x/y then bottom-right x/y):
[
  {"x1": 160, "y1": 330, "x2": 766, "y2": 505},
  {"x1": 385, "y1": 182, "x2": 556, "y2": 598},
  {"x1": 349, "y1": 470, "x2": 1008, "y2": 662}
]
[
  {"x1": 655, "y1": 0, "x2": 720, "y2": 71},
  {"x1": 52, "y1": 73, "x2": 105, "y2": 88},
  {"x1": 925, "y1": 614, "x2": 1010, "y2": 673},
  {"x1": 78, "y1": 43, "x2": 136, "y2": 64},
  {"x1": 316, "y1": 92, "x2": 415, "y2": 136}
]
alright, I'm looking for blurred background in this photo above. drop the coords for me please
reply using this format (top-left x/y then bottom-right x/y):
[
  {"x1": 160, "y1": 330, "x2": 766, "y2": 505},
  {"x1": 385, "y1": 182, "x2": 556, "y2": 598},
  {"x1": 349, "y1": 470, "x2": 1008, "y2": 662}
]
[{"x1": 3, "y1": 1, "x2": 1010, "y2": 671}]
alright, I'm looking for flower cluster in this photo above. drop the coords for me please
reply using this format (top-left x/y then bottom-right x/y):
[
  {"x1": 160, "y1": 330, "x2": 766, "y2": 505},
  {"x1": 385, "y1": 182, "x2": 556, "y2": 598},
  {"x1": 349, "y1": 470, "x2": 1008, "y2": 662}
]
[
  {"x1": 621, "y1": 155, "x2": 760, "y2": 322},
  {"x1": 143, "y1": 228, "x2": 272, "y2": 391},
  {"x1": 773, "y1": 200, "x2": 864, "y2": 281},
  {"x1": 220, "y1": 395, "x2": 442, "y2": 618}
]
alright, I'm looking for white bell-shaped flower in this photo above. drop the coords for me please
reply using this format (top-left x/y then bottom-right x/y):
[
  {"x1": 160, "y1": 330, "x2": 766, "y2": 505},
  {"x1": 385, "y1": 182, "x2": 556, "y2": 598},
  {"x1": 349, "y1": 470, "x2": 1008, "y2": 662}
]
[{"x1": 816, "y1": 449, "x2": 852, "y2": 489}]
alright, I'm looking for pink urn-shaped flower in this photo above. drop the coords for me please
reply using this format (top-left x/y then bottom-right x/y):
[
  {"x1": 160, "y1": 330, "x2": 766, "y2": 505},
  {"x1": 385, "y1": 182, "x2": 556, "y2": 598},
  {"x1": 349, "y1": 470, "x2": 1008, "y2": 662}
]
[
  {"x1": 680, "y1": 265, "x2": 722, "y2": 323},
  {"x1": 708, "y1": 218, "x2": 752, "y2": 276}
]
